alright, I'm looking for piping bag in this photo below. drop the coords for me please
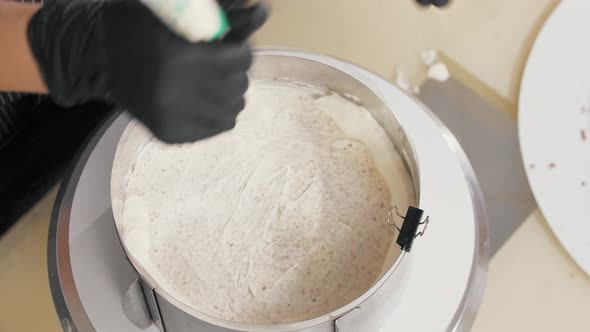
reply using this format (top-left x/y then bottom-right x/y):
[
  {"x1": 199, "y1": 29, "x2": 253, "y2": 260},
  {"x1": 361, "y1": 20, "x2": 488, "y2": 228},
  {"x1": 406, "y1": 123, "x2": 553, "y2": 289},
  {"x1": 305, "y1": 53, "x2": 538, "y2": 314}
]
[{"x1": 139, "y1": 0, "x2": 230, "y2": 42}]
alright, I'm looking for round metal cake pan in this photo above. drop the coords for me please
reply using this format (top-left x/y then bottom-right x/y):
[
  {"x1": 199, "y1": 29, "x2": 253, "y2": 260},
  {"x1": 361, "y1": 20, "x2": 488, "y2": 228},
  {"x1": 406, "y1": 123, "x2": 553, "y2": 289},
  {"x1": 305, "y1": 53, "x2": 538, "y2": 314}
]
[
  {"x1": 110, "y1": 49, "x2": 421, "y2": 332},
  {"x1": 47, "y1": 48, "x2": 488, "y2": 332}
]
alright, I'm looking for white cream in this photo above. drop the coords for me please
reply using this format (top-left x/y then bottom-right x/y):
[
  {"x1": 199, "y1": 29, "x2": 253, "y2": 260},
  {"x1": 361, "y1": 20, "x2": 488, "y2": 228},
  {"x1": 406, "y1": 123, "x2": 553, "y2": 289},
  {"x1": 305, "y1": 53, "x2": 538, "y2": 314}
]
[
  {"x1": 140, "y1": 0, "x2": 228, "y2": 42},
  {"x1": 119, "y1": 81, "x2": 414, "y2": 324}
]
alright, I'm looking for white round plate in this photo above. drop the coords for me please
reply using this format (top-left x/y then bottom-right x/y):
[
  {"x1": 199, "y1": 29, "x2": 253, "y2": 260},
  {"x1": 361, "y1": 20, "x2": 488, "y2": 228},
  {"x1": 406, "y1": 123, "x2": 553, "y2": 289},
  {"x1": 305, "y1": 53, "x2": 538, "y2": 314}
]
[{"x1": 519, "y1": 0, "x2": 590, "y2": 276}]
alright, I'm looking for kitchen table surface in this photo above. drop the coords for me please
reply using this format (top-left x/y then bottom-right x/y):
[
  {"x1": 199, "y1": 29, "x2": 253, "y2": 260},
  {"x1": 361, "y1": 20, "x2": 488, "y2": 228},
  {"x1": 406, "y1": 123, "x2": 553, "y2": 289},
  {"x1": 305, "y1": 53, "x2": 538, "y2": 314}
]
[{"x1": 2, "y1": 0, "x2": 590, "y2": 331}]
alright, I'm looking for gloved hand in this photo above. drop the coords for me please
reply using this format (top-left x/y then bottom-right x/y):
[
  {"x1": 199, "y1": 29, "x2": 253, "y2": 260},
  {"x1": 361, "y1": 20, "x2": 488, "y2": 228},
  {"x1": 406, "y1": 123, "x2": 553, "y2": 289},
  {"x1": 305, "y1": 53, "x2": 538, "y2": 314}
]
[{"x1": 27, "y1": 0, "x2": 268, "y2": 143}]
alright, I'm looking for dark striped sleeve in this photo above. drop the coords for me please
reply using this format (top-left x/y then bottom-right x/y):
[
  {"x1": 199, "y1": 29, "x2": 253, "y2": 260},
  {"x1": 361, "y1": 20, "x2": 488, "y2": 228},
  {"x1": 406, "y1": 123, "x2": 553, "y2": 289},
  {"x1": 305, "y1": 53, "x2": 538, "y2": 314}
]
[
  {"x1": 0, "y1": 93, "x2": 19, "y2": 139},
  {"x1": 0, "y1": 0, "x2": 46, "y2": 143},
  {"x1": 0, "y1": 92, "x2": 46, "y2": 142}
]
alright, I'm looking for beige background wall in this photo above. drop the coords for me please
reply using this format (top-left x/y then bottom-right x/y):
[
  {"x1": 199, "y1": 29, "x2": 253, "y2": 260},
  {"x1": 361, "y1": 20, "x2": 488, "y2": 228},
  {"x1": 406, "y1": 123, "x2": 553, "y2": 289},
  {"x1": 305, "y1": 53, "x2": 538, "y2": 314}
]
[{"x1": 256, "y1": 0, "x2": 559, "y2": 114}]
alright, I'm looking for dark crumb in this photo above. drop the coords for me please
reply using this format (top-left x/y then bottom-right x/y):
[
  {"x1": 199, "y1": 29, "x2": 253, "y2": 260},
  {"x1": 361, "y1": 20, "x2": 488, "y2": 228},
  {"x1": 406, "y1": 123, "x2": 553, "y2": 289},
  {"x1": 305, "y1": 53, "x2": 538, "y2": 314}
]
[
  {"x1": 548, "y1": 163, "x2": 556, "y2": 169},
  {"x1": 582, "y1": 181, "x2": 587, "y2": 187},
  {"x1": 529, "y1": 164, "x2": 536, "y2": 170},
  {"x1": 312, "y1": 298, "x2": 317, "y2": 302},
  {"x1": 582, "y1": 130, "x2": 587, "y2": 141},
  {"x1": 262, "y1": 286, "x2": 267, "y2": 290}
]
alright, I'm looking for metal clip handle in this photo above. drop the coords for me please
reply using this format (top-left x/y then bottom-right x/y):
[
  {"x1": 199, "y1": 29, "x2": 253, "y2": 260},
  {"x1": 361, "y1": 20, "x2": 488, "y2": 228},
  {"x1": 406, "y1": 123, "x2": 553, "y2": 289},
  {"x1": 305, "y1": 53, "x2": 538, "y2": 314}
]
[
  {"x1": 122, "y1": 278, "x2": 166, "y2": 331},
  {"x1": 387, "y1": 205, "x2": 430, "y2": 252},
  {"x1": 122, "y1": 278, "x2": 153, "y2": 330}
]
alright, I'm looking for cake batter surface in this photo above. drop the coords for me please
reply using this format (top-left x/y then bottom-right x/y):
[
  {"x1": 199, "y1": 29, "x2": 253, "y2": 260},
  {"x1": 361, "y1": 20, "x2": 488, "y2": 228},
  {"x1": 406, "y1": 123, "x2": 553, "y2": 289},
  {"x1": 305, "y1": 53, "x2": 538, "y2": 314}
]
[{"x1": 119, "y1": 81, "x2": 413, "y2": 324}]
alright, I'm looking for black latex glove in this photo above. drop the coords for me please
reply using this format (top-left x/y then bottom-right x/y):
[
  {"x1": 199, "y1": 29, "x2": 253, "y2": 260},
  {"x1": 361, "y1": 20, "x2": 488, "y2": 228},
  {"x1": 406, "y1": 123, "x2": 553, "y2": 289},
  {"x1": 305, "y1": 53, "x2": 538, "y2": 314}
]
[
  {"x1": 416, "y1": 0, "x2": 451, "y2": 7},
  {"x1": 28, "y1": 0, "x2": 268, "y2": 143}
]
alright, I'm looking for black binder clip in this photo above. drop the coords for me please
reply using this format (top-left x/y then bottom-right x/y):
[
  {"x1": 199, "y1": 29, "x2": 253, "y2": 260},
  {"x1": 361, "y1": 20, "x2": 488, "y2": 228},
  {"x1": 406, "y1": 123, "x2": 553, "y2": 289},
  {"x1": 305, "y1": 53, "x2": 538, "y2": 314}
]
[{"x1": 387, "y1": 206, "x2": 430, "y2": 252}]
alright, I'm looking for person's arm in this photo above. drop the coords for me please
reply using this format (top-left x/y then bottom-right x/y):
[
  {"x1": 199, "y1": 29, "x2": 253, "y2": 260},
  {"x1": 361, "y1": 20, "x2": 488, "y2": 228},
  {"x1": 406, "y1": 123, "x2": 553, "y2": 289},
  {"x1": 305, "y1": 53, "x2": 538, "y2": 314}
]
[
  {"x1": 0, "y1": 1, "x2": 47, "y2": 93},
  {"x1": 25, "y1": 0, "x2": 266, "y2": 143}
]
